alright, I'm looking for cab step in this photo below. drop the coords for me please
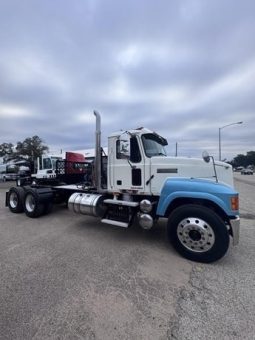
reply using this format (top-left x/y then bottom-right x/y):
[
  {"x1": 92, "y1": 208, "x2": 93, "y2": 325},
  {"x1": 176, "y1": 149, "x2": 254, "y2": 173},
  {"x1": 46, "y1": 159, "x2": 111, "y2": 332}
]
[
  {"x1": 103, "y1": 199, "x2": 139, "y2": 207},
  {"x1": 101, "y1": 218, "x2": 129, "y2": 228}
]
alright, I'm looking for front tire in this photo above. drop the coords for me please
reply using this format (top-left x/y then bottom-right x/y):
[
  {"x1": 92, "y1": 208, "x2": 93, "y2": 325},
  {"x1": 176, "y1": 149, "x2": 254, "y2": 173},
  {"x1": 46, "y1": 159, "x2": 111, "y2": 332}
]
[{"x1": 167, "y1": 204, "x2": 229, "y2": 263}]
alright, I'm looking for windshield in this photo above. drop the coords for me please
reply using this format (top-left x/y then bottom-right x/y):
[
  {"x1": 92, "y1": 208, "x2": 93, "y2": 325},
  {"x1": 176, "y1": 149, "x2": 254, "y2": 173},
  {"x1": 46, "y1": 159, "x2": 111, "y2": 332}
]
[{"x1": 142, "y1": 133, "x2": 167, "y2": 157}]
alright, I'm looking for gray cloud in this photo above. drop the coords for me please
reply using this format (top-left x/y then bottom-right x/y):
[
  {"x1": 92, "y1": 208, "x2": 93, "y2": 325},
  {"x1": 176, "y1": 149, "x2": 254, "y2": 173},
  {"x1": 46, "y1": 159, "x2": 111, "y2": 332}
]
[{"x1": 0, "y1": 0, "x2": 254, "y2": 161}]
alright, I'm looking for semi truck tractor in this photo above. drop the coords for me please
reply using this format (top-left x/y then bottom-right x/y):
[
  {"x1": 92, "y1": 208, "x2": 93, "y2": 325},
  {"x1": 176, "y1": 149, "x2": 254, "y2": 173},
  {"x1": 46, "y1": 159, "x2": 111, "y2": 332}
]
[{"x1": 6, "y1": 111, "x2": 240, "y2": 263}]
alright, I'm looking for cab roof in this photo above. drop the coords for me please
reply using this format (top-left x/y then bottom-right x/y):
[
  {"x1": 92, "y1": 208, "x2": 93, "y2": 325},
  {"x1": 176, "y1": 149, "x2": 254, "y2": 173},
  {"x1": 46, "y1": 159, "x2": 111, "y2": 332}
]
[{"x1": 108, "y1": 127, "x2": 154, "y2": 138}]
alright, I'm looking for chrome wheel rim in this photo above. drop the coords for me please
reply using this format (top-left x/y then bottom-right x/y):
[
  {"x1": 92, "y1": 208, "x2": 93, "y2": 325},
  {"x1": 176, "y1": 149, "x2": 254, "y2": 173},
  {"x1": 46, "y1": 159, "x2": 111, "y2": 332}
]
[
  {"x1": 9, "y1": 192, "x2": 18, "y2": 209},
  {"x1": 177, "y1": 217, "x2": 215, "y2": 252},
  {"x1": 25, "y1": 194, "x2": 35, "y2": 212}
]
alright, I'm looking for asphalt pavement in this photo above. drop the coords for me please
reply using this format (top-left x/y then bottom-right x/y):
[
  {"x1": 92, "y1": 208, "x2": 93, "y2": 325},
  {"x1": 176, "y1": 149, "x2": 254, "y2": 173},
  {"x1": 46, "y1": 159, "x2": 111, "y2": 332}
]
[
  {"x1": 0, "y1": 175, "x2": 254, "y2": 340},
  {"x1": 0, "y1": 181, "x2": 191, "y2": 340},
  {"x1": 170, "y1": 173, "x2": 255, "y2": 340}
]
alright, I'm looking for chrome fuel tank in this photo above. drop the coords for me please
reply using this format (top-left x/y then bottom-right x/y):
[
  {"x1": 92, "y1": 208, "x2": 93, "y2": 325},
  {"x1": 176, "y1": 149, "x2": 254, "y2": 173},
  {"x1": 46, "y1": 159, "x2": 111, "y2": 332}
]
[{"x1": 68, "y1": 193, "x2": 106, "y2": 217}]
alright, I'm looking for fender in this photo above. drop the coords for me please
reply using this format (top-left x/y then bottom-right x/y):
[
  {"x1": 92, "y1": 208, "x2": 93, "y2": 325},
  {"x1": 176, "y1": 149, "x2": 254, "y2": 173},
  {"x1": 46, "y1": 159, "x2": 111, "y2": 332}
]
[{"x1": 156, "y1": 177, "x2": 239, "y2": 217}]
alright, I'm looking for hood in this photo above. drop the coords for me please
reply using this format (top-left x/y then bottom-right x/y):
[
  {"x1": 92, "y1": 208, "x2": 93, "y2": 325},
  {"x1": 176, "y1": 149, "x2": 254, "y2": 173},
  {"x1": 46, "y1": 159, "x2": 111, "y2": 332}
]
[{"x1": 150, "y1": 156, "x2": 233, "y2": 192}]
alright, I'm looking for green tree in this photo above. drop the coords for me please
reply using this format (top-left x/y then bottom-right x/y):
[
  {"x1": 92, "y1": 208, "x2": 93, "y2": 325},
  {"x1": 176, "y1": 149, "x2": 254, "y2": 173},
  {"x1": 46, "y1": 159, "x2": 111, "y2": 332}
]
[
  {"x1": 246, "y1": 151, "x2": 255, "y2": 166},
  {"x1": 231, "y1": 152, "x2": 255, "y2": 168},
  {"x1": 0, "y1": 142, "x2": 14, "y2": 163},
  {"x1": 16, "y1": 136, "x2": 49, "y2": 162},
  {"x1": 231, "y1": 154, "x2": 248, "y2": 167}
]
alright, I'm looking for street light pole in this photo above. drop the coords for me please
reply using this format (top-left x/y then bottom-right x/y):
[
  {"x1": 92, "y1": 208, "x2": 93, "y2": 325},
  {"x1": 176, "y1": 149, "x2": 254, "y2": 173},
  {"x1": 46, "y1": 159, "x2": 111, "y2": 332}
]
[{"x1": 218, "y1": 121, "x2": 243, "y2": 161}]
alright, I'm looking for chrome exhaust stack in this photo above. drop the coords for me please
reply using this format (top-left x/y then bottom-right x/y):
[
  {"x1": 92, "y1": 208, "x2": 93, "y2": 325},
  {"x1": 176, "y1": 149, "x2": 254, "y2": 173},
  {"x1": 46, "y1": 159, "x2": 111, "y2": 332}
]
[{"x1": 93, "y1": 110, "x2": 102, "y2": 192}]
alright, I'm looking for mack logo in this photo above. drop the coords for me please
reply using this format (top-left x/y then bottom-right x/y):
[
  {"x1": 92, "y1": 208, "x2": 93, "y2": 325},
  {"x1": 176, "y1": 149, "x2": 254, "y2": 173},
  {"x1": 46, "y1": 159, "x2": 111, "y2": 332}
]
[{"x1": 157, "y1": 168, "x2": 178, "y2": 173}]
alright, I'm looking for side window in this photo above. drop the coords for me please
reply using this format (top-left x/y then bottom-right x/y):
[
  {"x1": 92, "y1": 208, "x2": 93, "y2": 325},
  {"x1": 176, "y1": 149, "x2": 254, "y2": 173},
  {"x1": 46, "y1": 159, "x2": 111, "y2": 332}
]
[
  {"x1": 130, "y1": 137, "x2": 141, "y2": 163},
  {"x1": 116, "y1": 136, "x2": 141, "y2": 163},
  {"x1": 116, "y1": 135, "x2": 130, "y2": 159},
  {"x1": 42, "y1": 158, "x2": 52, "y2": 169}
]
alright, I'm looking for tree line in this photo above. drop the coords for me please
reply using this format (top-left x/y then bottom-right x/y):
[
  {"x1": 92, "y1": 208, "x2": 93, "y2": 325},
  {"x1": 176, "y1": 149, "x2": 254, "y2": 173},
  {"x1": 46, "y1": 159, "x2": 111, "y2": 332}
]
[
  {"x1": 0, "y1": 136, "x2": 49, "y2": 164},
  {"x1": 230, "y1": 151, "x2": 255, "y2": 168}
]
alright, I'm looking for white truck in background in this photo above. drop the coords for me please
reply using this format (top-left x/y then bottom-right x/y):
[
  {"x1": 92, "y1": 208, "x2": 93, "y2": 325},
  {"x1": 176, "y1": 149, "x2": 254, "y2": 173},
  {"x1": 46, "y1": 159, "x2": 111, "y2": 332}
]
[
  {"x1": 32, "y1": 153, "x2": 63, "y2": 181},
  {"x1": 17, "y1": 152, "x2": 88, "y2": 186},
  {"x1": 6, "y1": 111, "x2": 240, "y2": 263}
]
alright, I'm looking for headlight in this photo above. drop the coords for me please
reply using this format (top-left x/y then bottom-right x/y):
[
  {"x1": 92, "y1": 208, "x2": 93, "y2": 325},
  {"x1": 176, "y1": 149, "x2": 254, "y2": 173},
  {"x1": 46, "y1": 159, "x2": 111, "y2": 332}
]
[{"x1": 140, "y1": 199, "x2": 152, "y2": 213}]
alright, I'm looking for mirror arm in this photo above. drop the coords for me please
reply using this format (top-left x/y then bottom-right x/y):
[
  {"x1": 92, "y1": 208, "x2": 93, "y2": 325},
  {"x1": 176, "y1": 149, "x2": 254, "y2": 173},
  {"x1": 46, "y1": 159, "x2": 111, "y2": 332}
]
[
  {"x1": 211, "y1": 155, "x2": 218, "y2": 183},
  {"x1": 202, "y1": 151, "x2": 218, "y2": 183},
  {"x1": 127, "y1": 159, "x2": 135, "y2": 169}
]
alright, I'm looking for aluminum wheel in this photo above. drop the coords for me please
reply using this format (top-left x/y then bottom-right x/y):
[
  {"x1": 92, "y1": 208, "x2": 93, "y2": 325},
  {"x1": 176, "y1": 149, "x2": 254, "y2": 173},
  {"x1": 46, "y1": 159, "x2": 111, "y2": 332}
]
[
  {"x1": 9, "y1": 192, "x2": 18, "y2": 209},
  {"x1": 25, "y1": 194, "x2": 36, "y2": 213},
  {"x1": 177, "y1": 217, "x2": 215, "y2": 252},
  {"x1": 7, "y1": 187, "x2": 25, "y2": 213}
]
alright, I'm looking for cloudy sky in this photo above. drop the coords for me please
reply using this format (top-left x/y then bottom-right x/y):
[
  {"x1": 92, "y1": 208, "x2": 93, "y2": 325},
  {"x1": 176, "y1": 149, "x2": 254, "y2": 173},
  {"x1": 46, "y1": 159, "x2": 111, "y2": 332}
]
[{"x1": 0, "y1": 0, "x2": 254, "y2": 160}]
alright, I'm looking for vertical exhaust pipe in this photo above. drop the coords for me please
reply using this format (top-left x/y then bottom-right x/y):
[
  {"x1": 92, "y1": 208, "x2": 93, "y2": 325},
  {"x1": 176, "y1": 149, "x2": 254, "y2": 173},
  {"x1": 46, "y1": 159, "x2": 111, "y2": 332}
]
[{"x1": 93, "y1": 110, "x2": 102, "y2": 192}]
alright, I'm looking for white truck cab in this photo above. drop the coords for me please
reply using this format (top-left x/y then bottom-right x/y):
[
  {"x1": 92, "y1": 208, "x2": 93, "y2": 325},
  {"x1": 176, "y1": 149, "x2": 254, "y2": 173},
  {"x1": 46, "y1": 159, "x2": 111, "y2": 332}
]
[
  {"x1": 107, "y1": 128, "x2": 233, "y2": 195},
  {"x1": 32, "y1": 154, "x2": 63, "y2": 180}
]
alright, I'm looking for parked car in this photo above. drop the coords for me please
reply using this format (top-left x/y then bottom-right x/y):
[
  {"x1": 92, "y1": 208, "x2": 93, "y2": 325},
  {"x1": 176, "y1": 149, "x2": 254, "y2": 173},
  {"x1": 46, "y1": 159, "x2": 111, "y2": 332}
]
[
  {"x1": 234, "y1": 166, "x2": 244, "y2": 172},
  {"x1": 0, "y1": 164, "x2": 18, "y2": 181},
  {"x1": 241, "y1": 168, "x2": 253, "y2": 175},
  {"x1": 0, "y1": 173, "x2": 18, "y2": 181}
]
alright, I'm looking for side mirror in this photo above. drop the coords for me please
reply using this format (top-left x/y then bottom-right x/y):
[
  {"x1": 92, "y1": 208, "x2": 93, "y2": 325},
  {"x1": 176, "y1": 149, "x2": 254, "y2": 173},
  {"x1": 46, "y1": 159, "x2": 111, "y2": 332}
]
[
  {"x1": 119, "y1": 139, "x2": 130, "y2": 158},
  {"x1": 202, "y1": 151, "x2": 210, "y2": 163}
]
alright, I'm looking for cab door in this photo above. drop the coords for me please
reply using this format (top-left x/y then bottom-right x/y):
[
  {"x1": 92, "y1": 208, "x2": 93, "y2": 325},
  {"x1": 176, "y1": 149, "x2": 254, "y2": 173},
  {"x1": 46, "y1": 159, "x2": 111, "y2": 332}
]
[{"x1": 110, "y1": 134, "x2": 145, "y2": 192}]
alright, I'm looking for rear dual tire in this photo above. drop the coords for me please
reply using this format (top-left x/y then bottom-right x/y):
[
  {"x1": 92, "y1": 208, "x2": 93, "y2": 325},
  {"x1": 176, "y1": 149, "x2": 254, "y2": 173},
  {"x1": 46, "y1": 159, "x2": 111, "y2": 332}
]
[
  {"x1": 23, "y1": 190, "x2": 45, "y2": 218},
  {"x1": 7, "y1": 187, "x2": 25, "y2": 213},
  {"x1": 7, "y1": 187, "x2": 53, "y2": 218}
]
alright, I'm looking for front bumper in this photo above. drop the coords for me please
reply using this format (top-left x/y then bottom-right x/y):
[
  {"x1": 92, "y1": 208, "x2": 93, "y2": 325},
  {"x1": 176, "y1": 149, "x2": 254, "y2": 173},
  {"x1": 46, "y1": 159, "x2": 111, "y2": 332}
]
[{"x1": 230, "y1": 216, "x2": 240, "y2": 246}]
